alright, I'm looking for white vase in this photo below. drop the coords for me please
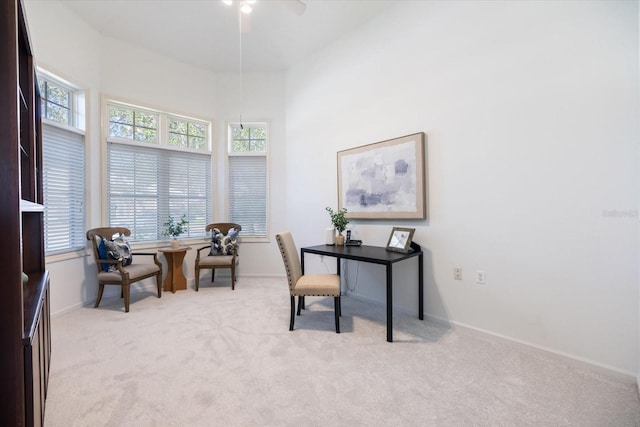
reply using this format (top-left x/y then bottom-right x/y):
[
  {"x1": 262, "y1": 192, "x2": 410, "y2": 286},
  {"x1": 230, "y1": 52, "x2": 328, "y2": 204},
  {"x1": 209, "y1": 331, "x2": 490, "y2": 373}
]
[
  {"x1": 171, "y1": 239, "x2": 180, "y2": 249},
  {"x1": 325, "y1": 227, "x2": 336, "y2": 245}
]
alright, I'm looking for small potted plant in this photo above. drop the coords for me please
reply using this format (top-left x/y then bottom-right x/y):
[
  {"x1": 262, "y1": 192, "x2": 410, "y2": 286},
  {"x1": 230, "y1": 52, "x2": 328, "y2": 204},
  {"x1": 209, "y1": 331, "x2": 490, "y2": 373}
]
[
  {"x1": 163, "y1": 214, "x2": 189, "y2": 248},
  {"x1": 326, "y1": 207, "x2": 349, "y2": 245}
]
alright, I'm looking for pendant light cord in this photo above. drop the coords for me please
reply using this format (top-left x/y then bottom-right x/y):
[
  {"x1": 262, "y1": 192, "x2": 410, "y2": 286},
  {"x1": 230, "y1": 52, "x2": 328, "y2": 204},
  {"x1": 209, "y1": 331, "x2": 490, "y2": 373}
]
[{"x1": 238, "y1": 7, "x2": 244, "y2": 129}]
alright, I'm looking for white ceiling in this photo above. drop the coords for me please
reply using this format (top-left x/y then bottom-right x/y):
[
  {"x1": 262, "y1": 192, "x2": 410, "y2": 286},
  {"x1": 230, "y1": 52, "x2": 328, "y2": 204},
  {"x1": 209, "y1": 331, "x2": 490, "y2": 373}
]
[{"x1": 58, "y1": 0, "x2": 398, "y2": 73}]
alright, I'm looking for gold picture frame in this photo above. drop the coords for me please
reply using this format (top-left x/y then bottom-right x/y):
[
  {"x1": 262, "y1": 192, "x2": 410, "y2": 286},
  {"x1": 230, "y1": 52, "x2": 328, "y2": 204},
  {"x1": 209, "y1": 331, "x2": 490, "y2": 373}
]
[
  {"x1": 385, "y1": 227, "x2": 415, "y2": 253},
  {"x1": 338, "y1": 132, "x2": 426, "y2": 219}
]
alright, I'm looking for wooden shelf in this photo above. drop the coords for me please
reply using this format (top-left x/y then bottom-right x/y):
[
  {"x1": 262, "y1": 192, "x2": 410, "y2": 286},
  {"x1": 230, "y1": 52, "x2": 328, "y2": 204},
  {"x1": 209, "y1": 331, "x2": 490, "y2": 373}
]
[
  {"x1": 22, "y1": 271, "x2": 49, "y2": 343},
  {"x1": 21, "y1": 199, "x2": 44, "y2": 212},
  {"x1": 0, "y1": 1, "x2": 50, "y2": 426}
]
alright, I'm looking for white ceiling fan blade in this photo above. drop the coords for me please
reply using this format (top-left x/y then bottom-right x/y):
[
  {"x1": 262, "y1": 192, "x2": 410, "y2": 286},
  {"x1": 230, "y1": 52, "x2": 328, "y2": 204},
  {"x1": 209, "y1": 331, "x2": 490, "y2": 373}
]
[{"x1": 279, "y1": 0, "x2": 307, "y2": 16}]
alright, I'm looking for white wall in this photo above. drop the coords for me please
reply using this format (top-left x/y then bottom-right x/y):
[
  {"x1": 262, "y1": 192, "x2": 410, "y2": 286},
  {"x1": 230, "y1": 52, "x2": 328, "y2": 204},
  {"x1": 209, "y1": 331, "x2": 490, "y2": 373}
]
[
  {"x1": 24, "y1": 0, "x2": 288, "y2": 314},
  {"x1": 286, "y1": 0, "x2": 639, "y2": 374},
  {"x1": 24, "y1": 0, "x2": 104, "y2": 314}
]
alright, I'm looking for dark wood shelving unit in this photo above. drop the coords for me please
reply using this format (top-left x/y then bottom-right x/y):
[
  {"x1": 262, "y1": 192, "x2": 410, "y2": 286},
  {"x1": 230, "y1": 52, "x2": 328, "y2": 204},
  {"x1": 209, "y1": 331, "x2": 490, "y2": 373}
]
[{"x1": 0, "y1": 1, "x2": 51, "y2": 425}]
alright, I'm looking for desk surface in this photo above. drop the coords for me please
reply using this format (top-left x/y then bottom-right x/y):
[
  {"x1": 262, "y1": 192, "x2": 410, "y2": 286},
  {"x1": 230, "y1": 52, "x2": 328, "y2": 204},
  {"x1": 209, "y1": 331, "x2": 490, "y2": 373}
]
[{"x1": 301, "y1": 243, "x2": 421, "y2": 265}]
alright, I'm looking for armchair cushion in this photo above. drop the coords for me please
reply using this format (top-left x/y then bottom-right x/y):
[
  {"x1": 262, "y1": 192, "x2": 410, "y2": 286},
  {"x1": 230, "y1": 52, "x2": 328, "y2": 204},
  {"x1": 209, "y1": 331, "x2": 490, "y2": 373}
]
[
  {"x1": 97, "y1": 263, "x2": 160, "y2": 281},
  {"x1": 100, "y1": 234, "x2": 133, "y2": 272},
  {"x1": 209, "y1": 227, "x2": 240, "y2": 256}
]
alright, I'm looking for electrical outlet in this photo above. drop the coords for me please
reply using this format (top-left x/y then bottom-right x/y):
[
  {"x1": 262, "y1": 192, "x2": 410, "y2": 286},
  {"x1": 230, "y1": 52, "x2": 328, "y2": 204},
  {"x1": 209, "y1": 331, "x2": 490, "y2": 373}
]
[
  {"x1": 454, "y1": 268, "x2": 462, "y2": 280},
  {"x1": 476, "y1": 270, "x2": 485, "y2": 284}
]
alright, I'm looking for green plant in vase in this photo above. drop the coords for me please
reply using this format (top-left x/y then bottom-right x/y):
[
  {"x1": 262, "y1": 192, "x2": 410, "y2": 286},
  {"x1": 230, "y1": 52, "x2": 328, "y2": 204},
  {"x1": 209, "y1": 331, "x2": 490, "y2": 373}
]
[
  {"x1": 326, "y1": 207, "x2": 349, "y2": 245},
  {"x1": 163, "y1": 214, "x2": 189, "y2": 247}
]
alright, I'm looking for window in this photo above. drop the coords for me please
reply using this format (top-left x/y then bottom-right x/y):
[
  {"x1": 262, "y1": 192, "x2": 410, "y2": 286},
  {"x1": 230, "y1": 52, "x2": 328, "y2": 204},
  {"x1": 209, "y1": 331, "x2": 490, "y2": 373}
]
[
  {"x1": 108, "y1": 104, "x2": 158, "y2": 143},
  {"x1": 106, "y1": 101, "x2": 212, "y2": 242},
  {"x1": 228, "y1": 123, "x2": 268, "y2": 240},
  {"x1": 39, "y1": 78, "x2": 72, "y2": 125},
  {"x1": 38, "y1": 72, "x2": 86, "y2": 254},
  {"x1": 168, "y1": 117, "x2": 207, "y2": 149}
]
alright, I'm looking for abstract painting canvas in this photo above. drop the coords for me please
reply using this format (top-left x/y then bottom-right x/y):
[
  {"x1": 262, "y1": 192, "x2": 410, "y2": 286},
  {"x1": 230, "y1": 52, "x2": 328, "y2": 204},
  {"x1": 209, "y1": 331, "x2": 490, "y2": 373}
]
[{"x1": 338, "y1": 132, "x2": 426, "y2": 219}]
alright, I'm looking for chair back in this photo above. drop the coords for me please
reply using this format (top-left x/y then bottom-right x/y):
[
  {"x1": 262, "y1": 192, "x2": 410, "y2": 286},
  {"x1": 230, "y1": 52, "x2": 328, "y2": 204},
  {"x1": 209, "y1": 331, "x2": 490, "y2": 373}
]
[
  {"x1": 206, "y1": 223, "x2": 242, "y2": 235},
  {"x1": 275, "y1": 232, "x2": 302, "y2": 295},
  {"x1": 86, "y1": 227, "x2": 131, "y2": 270}
]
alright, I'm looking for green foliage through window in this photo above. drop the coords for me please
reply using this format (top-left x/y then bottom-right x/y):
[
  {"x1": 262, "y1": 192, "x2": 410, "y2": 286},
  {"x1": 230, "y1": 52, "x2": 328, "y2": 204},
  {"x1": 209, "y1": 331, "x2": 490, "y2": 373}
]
[
  {"x1": 39, "y1": 78, "x2": 71, "y2": 125},
  {"x1": 108, "y1": 105, "x2": 158, "y2": 143},
  {"x1": 231, "y1": 126, "x2": 266, "y2": 153},
  {"x1": 168, "y1": 117, "x2": 208, "y2": 150}
]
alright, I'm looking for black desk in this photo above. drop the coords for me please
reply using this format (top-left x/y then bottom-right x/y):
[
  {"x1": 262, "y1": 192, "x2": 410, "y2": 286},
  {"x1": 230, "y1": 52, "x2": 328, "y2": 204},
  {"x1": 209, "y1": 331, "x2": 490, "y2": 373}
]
[{"x1": 300, "y1": 243, "x2": 424, "y2": 342}]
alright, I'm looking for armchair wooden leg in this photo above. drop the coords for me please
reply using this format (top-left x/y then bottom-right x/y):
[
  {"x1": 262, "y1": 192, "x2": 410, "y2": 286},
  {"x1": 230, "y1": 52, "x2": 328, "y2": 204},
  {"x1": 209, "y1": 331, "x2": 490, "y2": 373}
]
[
  {"x1": 195, "y1": 267, "x2": 200, "y2": 291},
  {"x1": 156, "y1": 272, "x2": 162, "y2": 298},
  {"x1": 123, "y1": 284, "x2": 131, "y2": 313},
  {"x1": 289, "y1": 296, "x2": 295, "y2": 331},
  {"x1": 231, "y1": 266, "x2": 236, "y2": 290},
  {"x1": 211, "y1": 270, "x2": 215, "y2": 283},
  {"x1": 94, "y1": 284, "x2": 105, "y2": 308},
  {"x1": 334, "y1": 296, "x2": 341, "y2": 333}
]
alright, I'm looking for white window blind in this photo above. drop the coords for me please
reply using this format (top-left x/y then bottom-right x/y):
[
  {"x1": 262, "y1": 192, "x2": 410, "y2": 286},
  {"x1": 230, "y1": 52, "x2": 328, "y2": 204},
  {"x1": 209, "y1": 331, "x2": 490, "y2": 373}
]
[
  {"x1": 42, "y1": 123, "x2": 85, "y2": 254},
  {"x1": 107, "y1": 143, "x2": 211, "y2": 241},
  {"x1": 228, "y1": 156, "x2": 267, "y2": 238}
]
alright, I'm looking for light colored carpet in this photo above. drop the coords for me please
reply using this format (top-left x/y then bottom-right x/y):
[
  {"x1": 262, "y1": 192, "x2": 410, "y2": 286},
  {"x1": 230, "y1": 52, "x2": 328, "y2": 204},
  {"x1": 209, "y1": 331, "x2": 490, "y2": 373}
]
[{"x1": 44, "y1": 277, "x2": 640, "y2": 426}]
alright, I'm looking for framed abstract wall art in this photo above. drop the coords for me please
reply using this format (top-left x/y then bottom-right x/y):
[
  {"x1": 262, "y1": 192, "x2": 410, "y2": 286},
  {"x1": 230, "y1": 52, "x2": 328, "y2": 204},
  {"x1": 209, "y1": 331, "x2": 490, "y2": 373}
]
[{"x1": 337, "y1": 132, "x2": 426, "y2": 219}]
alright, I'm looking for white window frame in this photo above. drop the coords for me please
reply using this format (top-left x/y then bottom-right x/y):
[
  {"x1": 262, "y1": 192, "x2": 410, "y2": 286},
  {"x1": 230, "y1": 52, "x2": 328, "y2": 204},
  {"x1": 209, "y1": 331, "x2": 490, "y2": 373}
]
[
  {"x1": 37, "y1": 69, "x2": 87, "y2": 257},
  {"x1": 226, "y1": 121, "x2": 270, "y2": 242},
  {"x1": 103, "y1": 97, "x2": 214, "y2": 243}
]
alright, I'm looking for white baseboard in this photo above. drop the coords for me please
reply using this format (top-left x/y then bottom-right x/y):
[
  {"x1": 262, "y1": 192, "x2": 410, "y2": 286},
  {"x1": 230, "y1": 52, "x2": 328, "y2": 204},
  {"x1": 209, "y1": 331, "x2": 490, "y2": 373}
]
[
  {"x1": 345, "y1": 291, "x2": 636, "y2": 382},
  {"x1": 425, "y1": 312, "x2": 637, "y2": 382}
]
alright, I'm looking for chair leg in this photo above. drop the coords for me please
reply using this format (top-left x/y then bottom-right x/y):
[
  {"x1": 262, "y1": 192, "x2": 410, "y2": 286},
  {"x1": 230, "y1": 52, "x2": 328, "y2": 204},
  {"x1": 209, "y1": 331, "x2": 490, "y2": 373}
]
[
  {"x1": 211, "y1": 269, "x2": 215, "y2": 283},
  {"x1": 334, "y1": 296, "x2": 341, "y2": 333},
  {"x1": 195, "y1": 267, "x2": 200, "y2": 291},
  {"x1": 156, "y1": 271, "x2": 162, "y2": 298},
  {"x1": 94, "y1": 284, "x2": 105, "y2": 308},
  {"x1": 231, "y1": 266, "x2": 236, "y2": 290},
  {"x1": 289, "y1": 296, "x2": 295, "y2": 331},
  {"x1": 297, "y1": 296, "x2": 303, "y2": 316},
  {"x1": 338, "y1": 296, "x2": 342, "y2": 317},
  {"x1": 123, "y1": 284, "x2": 131, "y2": 313}
]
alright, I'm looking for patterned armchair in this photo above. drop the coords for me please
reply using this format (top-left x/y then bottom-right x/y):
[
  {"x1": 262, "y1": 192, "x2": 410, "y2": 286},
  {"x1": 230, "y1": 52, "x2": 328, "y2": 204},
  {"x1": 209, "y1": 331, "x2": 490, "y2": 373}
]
[
  {"x1": 86, "y1": 227, "x2": 162, "y2": 312},
  {"x1": 195, "y1": 223, "x2": 242, "y2": 291}
]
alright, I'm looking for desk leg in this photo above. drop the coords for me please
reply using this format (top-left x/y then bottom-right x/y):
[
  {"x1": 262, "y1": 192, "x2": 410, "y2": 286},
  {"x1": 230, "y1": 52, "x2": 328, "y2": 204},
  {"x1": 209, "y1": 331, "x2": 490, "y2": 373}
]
[
  {"x1": 419, "y1": 253, "x2": 424, "y2": 320},
  {"x1": 386, "y1": 263, "x2": 393, "y2": 343},
  {"x1": 336, "y1": 257, "x2": 341, "y2": 296},
  {"x1": 300, "y1": 251, "x2": 305, "y2": 310}
]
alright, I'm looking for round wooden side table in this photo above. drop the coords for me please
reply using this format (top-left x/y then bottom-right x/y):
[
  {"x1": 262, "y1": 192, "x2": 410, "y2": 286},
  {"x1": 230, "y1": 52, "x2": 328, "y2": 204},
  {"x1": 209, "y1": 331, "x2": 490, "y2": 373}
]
[{"x1": 158, "y1": 246, "x2": 192, "y2": 293}]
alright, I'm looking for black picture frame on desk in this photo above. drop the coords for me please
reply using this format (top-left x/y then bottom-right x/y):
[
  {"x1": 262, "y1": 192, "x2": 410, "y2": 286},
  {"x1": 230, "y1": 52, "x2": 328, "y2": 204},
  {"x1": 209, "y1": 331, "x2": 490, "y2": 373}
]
[{"x1": 386, "y1": 227, "x2": 415, "y2": 253}]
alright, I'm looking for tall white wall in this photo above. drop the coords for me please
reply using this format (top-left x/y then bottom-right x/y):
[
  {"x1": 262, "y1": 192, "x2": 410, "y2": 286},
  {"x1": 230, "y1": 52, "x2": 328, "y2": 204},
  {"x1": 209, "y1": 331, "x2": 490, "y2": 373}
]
[
  {"x1": 24, "y1": 0, "x2": 104, "y2": 315},
  {"x1": 286, "y1": 0, "x2": 639, "y2": 374},
  {"x1": 24, "y1": 0, "x2": 288, "y2": 314}
]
